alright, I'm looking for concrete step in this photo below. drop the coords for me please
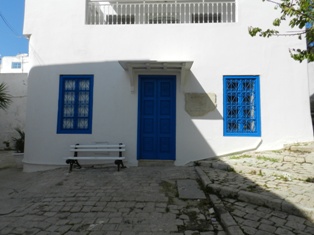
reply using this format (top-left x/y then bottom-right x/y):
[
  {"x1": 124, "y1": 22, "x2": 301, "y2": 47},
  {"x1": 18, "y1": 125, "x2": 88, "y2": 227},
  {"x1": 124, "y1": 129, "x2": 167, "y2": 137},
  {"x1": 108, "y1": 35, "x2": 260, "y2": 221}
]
[
  {"x1": 284, "y1": 141, "x2": 314, "y2": 153},
  {"x1": 198, "y1": 150, "x2": 314, "y2": 181},
  {"x1": 138, "y1": 160, "x2": 174, "y2": 167},
  {"x1": 224, "y1": 149, "x2": 314, "y2": 164}
]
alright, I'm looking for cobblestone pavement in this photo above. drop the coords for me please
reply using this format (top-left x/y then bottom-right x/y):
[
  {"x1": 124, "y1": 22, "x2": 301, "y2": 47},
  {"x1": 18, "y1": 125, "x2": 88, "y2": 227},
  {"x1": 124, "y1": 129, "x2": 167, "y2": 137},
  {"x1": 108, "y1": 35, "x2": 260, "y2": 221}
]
[
  {"x1": 0, "y1": 164, "x2": 226, "y2": 235},
  {"x1": 223, "y1": 199, "x2": 314, "y2": 235},
  {"x1": 197, "y1": 142, "x2": 314, "y2": 235},
  {"x1": 1, "y1": 141, "x2": 314, "y2": 235}
]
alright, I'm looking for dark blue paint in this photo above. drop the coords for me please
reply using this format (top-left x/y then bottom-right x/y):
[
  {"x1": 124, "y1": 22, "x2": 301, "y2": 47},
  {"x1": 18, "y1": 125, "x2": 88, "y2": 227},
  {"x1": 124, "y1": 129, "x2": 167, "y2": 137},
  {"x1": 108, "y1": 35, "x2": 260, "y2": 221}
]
[
  {"x1": 223, "y1": 75, "x2": 261, "y2": 137},
  {"x1": 138, "y1": 75, "x2": 176, "y2": 160},
  {"x1": 57, "y1": 75, "x2": 94, "y2": 134}
]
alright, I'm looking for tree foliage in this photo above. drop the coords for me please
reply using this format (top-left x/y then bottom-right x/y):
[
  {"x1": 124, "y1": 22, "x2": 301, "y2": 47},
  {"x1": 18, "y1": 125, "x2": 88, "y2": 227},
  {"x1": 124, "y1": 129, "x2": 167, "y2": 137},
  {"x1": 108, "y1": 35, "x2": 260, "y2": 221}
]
[
  {"x1": 0, "y1": 82, "x2": 12, "y2": 110},
  {"x1": 249, "y1": 0, "x2": 314, "y2": 62}
]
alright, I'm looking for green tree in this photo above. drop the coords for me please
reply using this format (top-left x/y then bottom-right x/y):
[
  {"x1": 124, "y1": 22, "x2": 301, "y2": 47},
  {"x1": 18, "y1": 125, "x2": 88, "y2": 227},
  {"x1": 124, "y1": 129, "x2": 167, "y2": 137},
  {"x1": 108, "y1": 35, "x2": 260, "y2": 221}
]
[
  {"x1": 249, "y1": 0, "x2": 314, "y2": 62},
  {"x1": 0, "y1": 82, "x2": 12, "y2": 110}
]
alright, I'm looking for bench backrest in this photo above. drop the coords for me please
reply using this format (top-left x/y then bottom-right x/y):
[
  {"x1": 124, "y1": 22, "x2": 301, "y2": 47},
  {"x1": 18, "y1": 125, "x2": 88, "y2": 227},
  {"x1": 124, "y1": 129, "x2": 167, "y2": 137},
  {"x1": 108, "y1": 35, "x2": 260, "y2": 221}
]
[{"x1": 70, "y1": 144, "x2": 126, "y2": 152}]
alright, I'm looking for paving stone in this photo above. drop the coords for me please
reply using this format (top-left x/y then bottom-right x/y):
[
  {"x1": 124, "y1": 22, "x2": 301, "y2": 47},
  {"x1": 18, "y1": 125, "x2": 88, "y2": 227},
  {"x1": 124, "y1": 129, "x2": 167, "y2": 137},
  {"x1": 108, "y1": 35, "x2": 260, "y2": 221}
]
[
  {"x1": 220, "y1": 213, "x2": 237, "y2": 227},
  {"x1": 90, "y1": 232, "x2": 110, "y2": 235},
  {"x1": 258, "y1": 224, "x2": 276, "y2": 233},
  {"x1": 184, "y1": 231, "x2": 199, "y2": 235},
  {"x1": 242, "y1": 225, "x2": 258, "y2": 235},
  {"x1": 285, "y1": 220, "x2": 306, "y2": 231},
  {"x1": 287, "y1": 214, "x2": 306, "y2": 224},
  {"x1": 217, "y1": 231, "x2": 227, "y2": 235},
  {"x1": 106, "y1": 231, "x2": 121, "y2": 235},
  {"x1": 233, "y1": 216, "x2": 245, "y2": 225},
  {"x1": 255, "y1": 230, "x2": 273, "y2": 235},
  {"x1": 242, "y1": 219, "x2": 260, "y2": 228},
  {"x1": 269, "y1": 216, "x2": 286, "y2": 226},
  {"x1": 120, "y1": 232, "x2": 136, "y2": 235},
  {"x1": 177, "y1": 179, "x2": 206, "y2": 199},
  {"x1": 243, "y1": 213, "x2": 261, "y2": 222},
  {"x1": 271, "y1": 211, "x2": 288, "y2": 219},
  {"x1": 259, "y1": 218, "x2": 275, "y2": 226},
  {"x1": 109, "y1": 217, "x2": 123, "y2": 224},
  {"x1": 274, "y1": 227, "x2": 295, "y2": 235},
  {"x1": 225, "y1": 225, "x2": 245, "y2": 235},
  {"x1": 304, "y1": 227, "x2": 314, "y2": 234}
]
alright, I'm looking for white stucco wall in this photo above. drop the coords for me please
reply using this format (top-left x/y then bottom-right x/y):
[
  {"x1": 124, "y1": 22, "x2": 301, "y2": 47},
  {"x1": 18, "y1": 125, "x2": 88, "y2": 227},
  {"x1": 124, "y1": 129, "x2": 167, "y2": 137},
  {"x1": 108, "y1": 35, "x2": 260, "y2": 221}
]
[
  {"x1": 0, "y1": 74, "x2": 27, "y2": 149},
  {"x1": 0, "y1": 55, "x2": 30, "y2": 74},
  {"x1": 22, "y1": 0, "x2": 313, "y2": 171}
]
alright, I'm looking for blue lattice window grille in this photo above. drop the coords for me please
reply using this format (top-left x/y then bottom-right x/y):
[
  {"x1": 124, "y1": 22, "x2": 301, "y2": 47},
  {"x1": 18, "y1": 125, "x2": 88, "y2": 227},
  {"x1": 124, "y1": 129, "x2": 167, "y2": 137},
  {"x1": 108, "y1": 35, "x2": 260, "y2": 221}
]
[
  {"x1": 223, "y1": 75, "x2": 261, "y2": 136},
  {"x1": 11, "y1": 62, "x2": 21, "y2": 69},
  {"x1": 57, "y1": 75, "x2": 94, "y2": 134}
]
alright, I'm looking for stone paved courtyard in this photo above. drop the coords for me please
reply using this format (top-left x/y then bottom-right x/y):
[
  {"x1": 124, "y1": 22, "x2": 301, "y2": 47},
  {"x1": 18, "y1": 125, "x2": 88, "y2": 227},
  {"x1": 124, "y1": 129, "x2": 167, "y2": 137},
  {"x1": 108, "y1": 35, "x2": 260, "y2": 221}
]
[
  {"x1": 0, "y1": 165, "x2": 225, "y2": 235},
  {"x1": 1, "y1": 142, "x2": 314, "y2": 235}
]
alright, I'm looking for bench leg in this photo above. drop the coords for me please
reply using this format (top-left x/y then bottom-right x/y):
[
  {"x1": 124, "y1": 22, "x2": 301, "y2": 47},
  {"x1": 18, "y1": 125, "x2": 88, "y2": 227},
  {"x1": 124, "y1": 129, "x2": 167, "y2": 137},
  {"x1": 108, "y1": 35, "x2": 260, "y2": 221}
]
[
  {"x1": 69, "y1": 162, "x2": 73, "y2": 173},
  {"x1": 74, "y1": 160, "x2": 82, "y2": 169},
  {"x1": 66, "y1": 159, "x2": 81, "y2": 173},
  {"x1": 114, "y1": 160, "x2": 126, "y2": 171}
]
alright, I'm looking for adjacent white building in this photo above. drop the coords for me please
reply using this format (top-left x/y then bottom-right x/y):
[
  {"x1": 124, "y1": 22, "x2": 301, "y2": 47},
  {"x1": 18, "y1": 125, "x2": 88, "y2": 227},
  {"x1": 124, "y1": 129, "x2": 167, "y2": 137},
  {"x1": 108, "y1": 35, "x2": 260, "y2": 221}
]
[
  {"x1": 0, "y1": 54, "x2": 29, "y2": 150},
  {"x1": 0, "y1": 54, "x2": 30, "y2": 74},
  {"x1": 0, "y1": 74, "x2": 28, "y2": 150},
  {"x1": 22, "y1": 0, "x2": 313, "y2": 172}
]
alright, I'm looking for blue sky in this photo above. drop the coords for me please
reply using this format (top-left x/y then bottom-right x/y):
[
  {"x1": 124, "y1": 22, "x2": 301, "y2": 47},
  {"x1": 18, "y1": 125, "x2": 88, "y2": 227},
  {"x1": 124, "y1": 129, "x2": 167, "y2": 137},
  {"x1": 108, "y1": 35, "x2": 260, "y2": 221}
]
[{"x1": 0, "y1": 0, "x2": 28, "y2": 57}]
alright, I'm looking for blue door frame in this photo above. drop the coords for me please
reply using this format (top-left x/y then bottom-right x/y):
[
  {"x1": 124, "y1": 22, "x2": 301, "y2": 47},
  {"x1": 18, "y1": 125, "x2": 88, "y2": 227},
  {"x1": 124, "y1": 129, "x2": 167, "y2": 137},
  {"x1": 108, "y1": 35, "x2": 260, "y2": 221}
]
[{"x1": 137, "y1": 75, "x2": 176, "y2": 160}]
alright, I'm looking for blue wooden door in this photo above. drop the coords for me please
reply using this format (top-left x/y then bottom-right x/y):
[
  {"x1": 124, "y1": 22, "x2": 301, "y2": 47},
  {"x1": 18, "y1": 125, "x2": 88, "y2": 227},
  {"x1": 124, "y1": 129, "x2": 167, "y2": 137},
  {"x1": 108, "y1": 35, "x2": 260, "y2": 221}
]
[{"x1": 138, "y1": 75, "x2": 176, "y2": 160}]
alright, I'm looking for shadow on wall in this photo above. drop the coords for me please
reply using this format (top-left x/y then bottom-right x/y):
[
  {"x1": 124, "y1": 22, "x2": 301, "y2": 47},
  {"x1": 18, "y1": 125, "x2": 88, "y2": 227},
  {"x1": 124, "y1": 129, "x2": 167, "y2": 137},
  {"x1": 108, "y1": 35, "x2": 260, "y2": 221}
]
[
  {"x1": 184, "y1": 71, "x2": 222, "y2": 120},
  {"x1": 24, "y1": 61, "x2": 226, "y2": 167},
  {"x1": 176, "y1": 70, "x2": 224, "y2": 165}
]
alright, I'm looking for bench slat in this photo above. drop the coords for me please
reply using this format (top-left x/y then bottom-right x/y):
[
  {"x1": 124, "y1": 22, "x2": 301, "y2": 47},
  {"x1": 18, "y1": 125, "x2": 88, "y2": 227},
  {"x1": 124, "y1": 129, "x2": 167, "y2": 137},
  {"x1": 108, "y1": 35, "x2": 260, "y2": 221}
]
[
  {"x1": 66, "y1": 156, "x2": 125, "y2": 160},
  {"x1": 70, "y1": 149, "x2": 125, "y2": 152},
  {"x1": 70, "y1": 144, "x2": 125, "y2": 148}
]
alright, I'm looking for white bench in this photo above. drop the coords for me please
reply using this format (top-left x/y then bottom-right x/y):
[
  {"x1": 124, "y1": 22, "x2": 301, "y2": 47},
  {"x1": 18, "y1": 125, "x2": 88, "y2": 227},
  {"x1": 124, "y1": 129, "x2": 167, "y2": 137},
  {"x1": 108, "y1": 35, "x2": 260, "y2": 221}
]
[{"x1": 65, "y1": 143, "x2": 126, "y2": 172}]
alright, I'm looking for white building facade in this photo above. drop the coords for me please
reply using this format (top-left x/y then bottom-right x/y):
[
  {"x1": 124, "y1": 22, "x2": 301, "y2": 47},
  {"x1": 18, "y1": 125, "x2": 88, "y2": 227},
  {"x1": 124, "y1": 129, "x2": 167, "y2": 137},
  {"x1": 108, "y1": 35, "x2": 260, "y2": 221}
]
[
  {"x1": 0, "y1": 54, "x2": 30, "y2": 74},
  {"x1": 23, "y1": 0, "x2": 313, "y2": 172}
]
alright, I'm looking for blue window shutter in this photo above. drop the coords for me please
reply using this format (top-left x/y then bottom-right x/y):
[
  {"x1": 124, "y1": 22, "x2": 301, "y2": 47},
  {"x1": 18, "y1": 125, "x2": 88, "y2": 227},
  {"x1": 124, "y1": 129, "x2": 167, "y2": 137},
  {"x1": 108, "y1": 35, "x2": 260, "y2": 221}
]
[
  {"x1": 223, "y1": 75, "x2": 261, "y2": 137},
  {"x1": 57, "y1": 75, "x2": 94, "y2": 134}
]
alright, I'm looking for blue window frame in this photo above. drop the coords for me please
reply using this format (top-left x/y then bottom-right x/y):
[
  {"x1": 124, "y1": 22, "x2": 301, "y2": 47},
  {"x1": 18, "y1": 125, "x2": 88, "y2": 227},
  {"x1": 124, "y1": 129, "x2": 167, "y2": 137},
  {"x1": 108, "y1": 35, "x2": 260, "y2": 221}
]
[
  {"x1": 57, "y1": 75, "x2": 94, "y2": 134},
  {"x1": 223, "y1": 75, "x2": 261, "y2": 136},
  {"x1": 11, "y1": 62, "x2": 21, "y2": 69}
]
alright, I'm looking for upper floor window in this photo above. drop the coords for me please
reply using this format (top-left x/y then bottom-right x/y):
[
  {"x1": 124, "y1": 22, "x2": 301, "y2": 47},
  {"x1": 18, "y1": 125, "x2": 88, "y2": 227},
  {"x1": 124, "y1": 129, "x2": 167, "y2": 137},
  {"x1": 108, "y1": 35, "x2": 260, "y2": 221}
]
[
  {"x1": 11, "y1": 62, "x2": 21, "y2": 69},
  {"x1": 223, "y1": 75, "x2": 261, "y2": 137},
  {"x1": 57, "y1": 75, "x2": 94, "y2": 134}
]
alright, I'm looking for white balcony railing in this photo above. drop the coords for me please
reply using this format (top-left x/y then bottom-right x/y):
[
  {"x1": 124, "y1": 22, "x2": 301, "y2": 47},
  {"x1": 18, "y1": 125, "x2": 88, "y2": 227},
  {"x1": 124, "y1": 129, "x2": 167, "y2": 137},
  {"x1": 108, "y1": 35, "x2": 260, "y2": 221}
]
[{"x1": 86, "y1": 1, "x2": 236, "y2": 25}]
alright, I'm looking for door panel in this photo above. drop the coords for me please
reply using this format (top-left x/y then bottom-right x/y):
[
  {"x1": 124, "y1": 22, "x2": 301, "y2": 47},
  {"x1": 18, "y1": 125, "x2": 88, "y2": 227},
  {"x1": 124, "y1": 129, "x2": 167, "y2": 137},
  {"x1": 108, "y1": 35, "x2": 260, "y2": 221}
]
[{"x1": 138, "y1": 75, "x2": 176, "y2": 160}]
